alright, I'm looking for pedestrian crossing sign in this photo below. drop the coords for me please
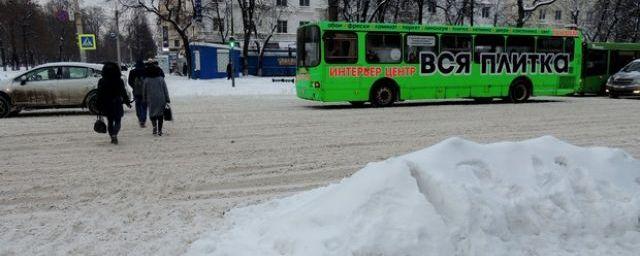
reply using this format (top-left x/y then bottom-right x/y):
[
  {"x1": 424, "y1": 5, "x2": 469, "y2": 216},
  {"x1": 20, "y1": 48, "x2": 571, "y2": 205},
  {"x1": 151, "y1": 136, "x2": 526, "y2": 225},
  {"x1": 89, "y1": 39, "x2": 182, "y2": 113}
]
[{"x1": 78, "y1": 34, "x2": 96, "y2": 50}]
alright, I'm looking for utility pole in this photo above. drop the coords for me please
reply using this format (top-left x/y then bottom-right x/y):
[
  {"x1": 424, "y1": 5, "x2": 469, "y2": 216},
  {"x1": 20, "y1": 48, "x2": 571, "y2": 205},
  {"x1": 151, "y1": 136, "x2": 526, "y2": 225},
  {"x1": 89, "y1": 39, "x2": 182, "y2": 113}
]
[
  {"x1": 74, "y1": 0, "x2": 86, "y2": 62},
  {"x1": 115, "y1": 1, "x2": 122, "y2": 67}
]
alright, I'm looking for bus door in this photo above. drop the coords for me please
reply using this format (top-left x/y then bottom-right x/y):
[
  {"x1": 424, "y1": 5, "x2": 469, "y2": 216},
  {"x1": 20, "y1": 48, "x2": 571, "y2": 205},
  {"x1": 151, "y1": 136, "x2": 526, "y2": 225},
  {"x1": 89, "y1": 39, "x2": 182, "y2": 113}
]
[
  {"x1": 323, "y1": 31, "x2": 361, "y2": 101},
  {"x1": 440, "y1": 35, "x2": 472, "y2": 98},
  {"x1": 365, "y1": 33, "x2": 406, "y2": 99},
  {"x1": 582, "y1": 49, "x2": 608, "y2": 94},
  {"x1": 473, "y1": 35, "x2": 505, "y2": 97},
  {"x1": 404, "y1": 34, "x2": 439, "y2": 99}
]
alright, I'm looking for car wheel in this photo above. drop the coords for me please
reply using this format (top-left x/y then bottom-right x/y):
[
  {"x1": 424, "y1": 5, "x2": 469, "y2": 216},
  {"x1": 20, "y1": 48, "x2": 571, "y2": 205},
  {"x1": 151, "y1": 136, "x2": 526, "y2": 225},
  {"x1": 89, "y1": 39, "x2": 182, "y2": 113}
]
[
  {"x1": 509, "y1": 81, "x2": 530, "y2": 103},
  {"x1": 370, "y1": 84, "x2": 396, "y2": 107},
  {"x1": 85, "y1": 91, "x2": 100, "y2": 115},
  {"x1": 0, "y1": 95, "x2": 11, "y2": 118}
]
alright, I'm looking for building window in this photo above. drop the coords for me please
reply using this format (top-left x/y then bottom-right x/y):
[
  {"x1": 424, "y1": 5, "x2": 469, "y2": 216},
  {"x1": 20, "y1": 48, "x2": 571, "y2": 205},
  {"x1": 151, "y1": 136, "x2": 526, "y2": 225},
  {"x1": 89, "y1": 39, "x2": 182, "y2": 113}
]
[
  {"x1": 277, "y1": 20, "x2": 288, "y2": 33},
  {"x1": 427, "y1": 1, "x2": 436, "y2": 13},
  {"x1": 213, "y1": 18, "x2": 224, "y2": 32},
  {"x1": 299, "y1": 21, "x2": 310, "y2": 27},
  {"x1": 174, "y1": 40, "x2": 180, "y2": 47},
  {"x1": 299, "y1": 0, "x2": 309, "y2": 6},
  {"x1": 539, "y1": 9, "x2": 546, "y2": 20},
  {"x1": 277, "y1": 0, "x2": 287, "y2": 7},
  {"x1": 555, "y1": 10, "x2": 562, "y2": 20},
  {"x1": 481, "y1": 7, "x2": 490, "y2": 18}
]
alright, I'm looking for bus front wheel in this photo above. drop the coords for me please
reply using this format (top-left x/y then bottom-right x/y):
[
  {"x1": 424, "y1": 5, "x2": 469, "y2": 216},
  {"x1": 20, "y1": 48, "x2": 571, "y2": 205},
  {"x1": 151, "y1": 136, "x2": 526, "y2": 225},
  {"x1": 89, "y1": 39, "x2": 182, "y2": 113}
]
[
  {"x1": 508, "y1": 81, "x2": 530, "y2": 103},
  {"x1": 370, "y1": 84, "x2": 396, "y2": 107}
]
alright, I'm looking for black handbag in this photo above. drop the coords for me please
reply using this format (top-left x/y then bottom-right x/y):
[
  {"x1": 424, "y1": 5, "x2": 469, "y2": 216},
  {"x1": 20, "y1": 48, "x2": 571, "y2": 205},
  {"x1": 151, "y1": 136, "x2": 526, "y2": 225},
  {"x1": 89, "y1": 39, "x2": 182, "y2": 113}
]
[
  {"x1": 163, "y1": 104, "x2": 173, "y2": 121},
  {"x1": 94, "y1": 116, "x2": 107, "y2": 134}
]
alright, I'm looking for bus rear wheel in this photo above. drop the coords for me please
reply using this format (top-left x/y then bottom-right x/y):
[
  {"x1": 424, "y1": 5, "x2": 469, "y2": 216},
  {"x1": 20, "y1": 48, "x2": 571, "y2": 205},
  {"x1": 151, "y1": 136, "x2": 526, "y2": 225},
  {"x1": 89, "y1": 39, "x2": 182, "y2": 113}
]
[
  {"x1": 509, "y1": 81, "x2": 530, "y2": 103},
  {"x1": 370, "y1": 84, "x2": 396, "y2": 107}
]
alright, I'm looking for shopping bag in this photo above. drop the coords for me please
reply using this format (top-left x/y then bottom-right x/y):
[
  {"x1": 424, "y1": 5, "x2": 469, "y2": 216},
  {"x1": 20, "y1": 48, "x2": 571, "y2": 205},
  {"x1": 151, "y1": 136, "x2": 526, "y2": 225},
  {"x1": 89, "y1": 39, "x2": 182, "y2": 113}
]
[
  {"x1": 94, "y1": 116, "x2": 107, "y2": 134},
  {"x1": 163, "y1": 104, "x2": 173, "y2": 121}
]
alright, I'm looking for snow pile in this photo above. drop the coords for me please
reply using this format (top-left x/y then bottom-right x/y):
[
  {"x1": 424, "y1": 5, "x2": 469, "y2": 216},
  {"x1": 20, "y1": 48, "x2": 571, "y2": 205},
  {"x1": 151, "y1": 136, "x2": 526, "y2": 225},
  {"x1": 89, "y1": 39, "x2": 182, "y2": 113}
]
[
  {"x1": 165, "y1": 76, "x2": 295, "y2": 98},
  {"x1": 187, "y1": 136, "x2": 640, "y2": 256},
  {"x1": 0, "y1": 70, "x2": 22, "y2": 81}
]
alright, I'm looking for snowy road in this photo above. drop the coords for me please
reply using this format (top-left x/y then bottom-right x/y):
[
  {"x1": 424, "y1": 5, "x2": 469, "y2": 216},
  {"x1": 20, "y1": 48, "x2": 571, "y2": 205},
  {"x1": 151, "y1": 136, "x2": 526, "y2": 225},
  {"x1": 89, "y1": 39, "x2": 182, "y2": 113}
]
[{"x1": 1, "y1": 95, "x2": 639, "y2": 255}]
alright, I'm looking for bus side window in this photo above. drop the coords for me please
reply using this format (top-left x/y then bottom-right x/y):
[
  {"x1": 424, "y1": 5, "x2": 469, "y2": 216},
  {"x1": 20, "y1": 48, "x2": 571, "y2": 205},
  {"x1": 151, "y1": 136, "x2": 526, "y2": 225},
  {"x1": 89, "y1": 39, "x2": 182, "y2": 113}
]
[
  {"x1": 324, "y1": 31, "x2": 358, "y2": 64},
  {"x1": 564, "y1": 37, "x2": 574, "y2": 61},
  {"x1": 610, "y1": 50, "x2": 636, "y2": 73},
  {"x1": 405, "y1": 34, "x2": 438, "y2": 64},
  {"x1": 441, "y1": 35, "x2": 472, "y2": 54},
  {"x1": 537, "y1": 37, "x2": 564, "y2": 54},
  {"x1": 474, "y1": 35, "x2": 504, "y2": 63},
  {"x1": 366, "y1": 33, "x2": 402, "y2": 64},
  {"x1": 506, "y1": 36, "x2": 534, "y2": 53}
]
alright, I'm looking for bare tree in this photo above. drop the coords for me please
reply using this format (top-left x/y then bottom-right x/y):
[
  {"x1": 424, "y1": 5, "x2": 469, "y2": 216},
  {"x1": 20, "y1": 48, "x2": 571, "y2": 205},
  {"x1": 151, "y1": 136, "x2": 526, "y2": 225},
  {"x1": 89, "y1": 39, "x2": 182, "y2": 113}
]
[
  {"x1": 82, "y1": 7, "x2": 107, "y2": 62},
  {"x1": 251, "y1": 0, "x2": 293, "y2": 76},
  {"x1": 338, "y1": 0, "x2": 393, "y2": 22},
  {"x1": 202, "y1": 0, "x2": 232, "y2": 44},
  {"x1": 121, "y1": 0, "x2": 196, "y2": 78},
  {"x1": 126, "y1": 8, "x2": 157, "y2": 62},
  {"x1": 515, "y1": 0, "x2": 557, "y2": 27},
  {"x1": 237, "y1": 0, "x2": 256, "y2": 75}
]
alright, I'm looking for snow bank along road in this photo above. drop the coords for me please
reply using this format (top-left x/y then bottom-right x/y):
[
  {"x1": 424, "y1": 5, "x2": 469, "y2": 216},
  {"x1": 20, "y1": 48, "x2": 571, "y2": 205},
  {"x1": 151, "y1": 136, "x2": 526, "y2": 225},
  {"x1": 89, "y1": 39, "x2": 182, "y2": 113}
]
[{"x1": 0, "y1": 95, "x2": 639, "y2": 255}]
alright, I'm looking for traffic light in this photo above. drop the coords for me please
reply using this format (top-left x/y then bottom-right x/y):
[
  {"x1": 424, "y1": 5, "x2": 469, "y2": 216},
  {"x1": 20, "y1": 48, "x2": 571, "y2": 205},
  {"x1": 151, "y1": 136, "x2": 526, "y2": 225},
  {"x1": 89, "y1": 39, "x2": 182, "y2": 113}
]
[{"x1": 229, "y1": 37, "x2": 236, "y2": 48}]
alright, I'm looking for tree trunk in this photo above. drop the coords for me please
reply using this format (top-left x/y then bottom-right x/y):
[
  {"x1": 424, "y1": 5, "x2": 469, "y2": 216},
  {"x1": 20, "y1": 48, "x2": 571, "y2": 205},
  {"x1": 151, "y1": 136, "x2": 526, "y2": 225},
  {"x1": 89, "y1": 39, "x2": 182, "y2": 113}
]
[
  {"x1": 417, "y1": 0, "x2": 424, "y2": 24},
  {"x1": 179, "y1": 31, "x2": 192, "y2": 79},
  {"x1": 516, "y1": 0, "x2": 526, "y2": 27},
  {"x1": 469, "y1": 0, "x2": 474, "y2": 26}
]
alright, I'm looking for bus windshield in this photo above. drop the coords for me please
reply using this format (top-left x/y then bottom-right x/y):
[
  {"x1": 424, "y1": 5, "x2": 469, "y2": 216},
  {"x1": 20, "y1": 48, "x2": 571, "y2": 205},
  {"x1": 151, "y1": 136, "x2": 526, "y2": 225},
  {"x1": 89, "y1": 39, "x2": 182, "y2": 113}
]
[{"x1": 297, "y1": 25, "x2": 320, "y2": 67}]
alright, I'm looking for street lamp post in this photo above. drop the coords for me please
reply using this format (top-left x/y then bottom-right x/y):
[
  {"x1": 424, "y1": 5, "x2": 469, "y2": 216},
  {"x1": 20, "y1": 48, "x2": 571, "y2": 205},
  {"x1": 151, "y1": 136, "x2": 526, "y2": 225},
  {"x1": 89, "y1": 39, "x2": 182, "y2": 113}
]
[{"x1": 229, "y1": 37, "x2": 236, "y2": 88}]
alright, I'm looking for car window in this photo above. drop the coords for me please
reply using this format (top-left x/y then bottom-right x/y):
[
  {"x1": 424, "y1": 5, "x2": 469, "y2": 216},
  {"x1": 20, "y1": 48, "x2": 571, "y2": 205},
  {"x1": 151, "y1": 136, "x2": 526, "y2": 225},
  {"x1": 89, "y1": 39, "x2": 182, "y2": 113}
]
[
  {"x1": 90, "y1": 68, "x2": 102, "y2": 77},
  {"x1": 24, "y1": 67, "x2": 59, "y2": 81},
  {"x1": 61, "y1": 67, "x2": 89, "y2": 79},
  {"x1": 622, "y1": 61, "x2": 640, "y2": 72}
]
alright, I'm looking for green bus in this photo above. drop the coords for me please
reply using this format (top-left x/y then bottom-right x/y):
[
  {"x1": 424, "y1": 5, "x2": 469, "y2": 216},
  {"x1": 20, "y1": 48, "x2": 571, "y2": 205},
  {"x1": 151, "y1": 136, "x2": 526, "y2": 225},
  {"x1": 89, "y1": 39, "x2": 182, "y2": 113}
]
[
  {"x1": 580, "y1": 42, "x2": 640, "y2": 95},
  {"x1": 296, "y1": 21, "x2": 582, "y2": 106}
]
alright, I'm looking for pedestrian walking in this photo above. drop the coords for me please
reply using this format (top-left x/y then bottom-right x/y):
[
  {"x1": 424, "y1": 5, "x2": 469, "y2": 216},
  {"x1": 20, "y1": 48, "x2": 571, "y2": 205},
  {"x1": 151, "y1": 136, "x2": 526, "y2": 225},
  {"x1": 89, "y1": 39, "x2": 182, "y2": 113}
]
[
  {"x1": 143, "y1": 64, "x2": 171, "y2": 136},
  {"x1": 128, "y1": 60, "x2": 147, "y2": 127},
  {"x1": 97, "y1": 62, "x2": 131, "y2": 144},
  {"x1": 226, "y1": 62, "x2": 232, "y2": 80},
  {"x1": 182, "y1": 62, "x2": 188, "y2": 76}
]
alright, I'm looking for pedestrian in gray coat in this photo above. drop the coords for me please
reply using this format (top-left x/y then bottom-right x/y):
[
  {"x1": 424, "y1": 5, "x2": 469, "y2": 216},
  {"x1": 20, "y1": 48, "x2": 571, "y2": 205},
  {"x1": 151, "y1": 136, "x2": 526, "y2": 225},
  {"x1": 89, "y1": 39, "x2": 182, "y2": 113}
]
[{"x1": 143, "y1": 65, "x2": 170, "y2": 136}]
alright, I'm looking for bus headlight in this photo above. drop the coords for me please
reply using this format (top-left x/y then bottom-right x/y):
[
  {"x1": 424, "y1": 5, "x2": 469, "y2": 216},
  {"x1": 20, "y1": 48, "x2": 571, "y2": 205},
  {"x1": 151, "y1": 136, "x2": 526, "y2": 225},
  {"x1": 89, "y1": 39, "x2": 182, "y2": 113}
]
[{"x1": 313, "y1": 81, "x2": 321, "y2": 88}]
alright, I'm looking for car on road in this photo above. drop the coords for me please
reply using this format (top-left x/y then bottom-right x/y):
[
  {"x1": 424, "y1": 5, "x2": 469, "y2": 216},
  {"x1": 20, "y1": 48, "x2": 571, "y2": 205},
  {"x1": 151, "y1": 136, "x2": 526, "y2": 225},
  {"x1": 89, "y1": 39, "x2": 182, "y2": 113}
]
[
  {"x1": 606, "y1": 59, "x2": 640, "y2": 98},
  {"x1": 0, "y1": 62, "x2": 130, "y2": 118}
]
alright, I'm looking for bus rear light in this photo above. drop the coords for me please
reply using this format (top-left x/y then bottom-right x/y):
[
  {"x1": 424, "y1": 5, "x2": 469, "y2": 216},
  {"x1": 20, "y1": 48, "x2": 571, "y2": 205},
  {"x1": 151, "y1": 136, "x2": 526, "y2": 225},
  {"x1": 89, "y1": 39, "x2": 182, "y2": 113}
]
[{"x1": 313, "y1": 81, "x2": 321, "y2": 88}]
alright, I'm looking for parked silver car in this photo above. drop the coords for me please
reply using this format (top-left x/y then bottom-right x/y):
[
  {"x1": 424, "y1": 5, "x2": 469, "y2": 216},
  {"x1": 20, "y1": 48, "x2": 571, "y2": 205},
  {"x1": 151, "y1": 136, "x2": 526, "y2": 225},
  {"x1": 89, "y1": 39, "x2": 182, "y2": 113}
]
[
  {"x1": 606, "y1": 59, "x2": 640, "y2": 98},
  {"x1": 0, "y1": 62, "x2": 130, "y2": 117}
]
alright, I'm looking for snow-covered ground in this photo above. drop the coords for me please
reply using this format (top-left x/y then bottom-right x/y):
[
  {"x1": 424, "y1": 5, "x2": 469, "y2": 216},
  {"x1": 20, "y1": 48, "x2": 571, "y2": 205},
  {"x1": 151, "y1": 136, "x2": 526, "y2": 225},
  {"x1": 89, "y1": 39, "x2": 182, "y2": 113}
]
[
  {"x1": 187, "y1": 137, "x2": 640, "y2": 256},
  {"x1": 0, "y1": 79, "x2": 639, "y2": 255},
  {"x1": 165, "y1": 76, "x2": 295, "y2": 97}
]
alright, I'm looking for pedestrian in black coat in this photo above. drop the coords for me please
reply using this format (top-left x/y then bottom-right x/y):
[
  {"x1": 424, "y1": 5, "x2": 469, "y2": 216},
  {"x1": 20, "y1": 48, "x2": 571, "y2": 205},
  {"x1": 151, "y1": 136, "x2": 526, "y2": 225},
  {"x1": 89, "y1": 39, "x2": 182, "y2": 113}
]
[
  {"x1": 97, "y1": 62, "x2": 131, "y2": 144},
  {"x1": 226, "y1": 62, "x2": 232, "y2": 80},
  {"x1": 128, "y1": 61, "x2": 147, "y2": 127}
]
